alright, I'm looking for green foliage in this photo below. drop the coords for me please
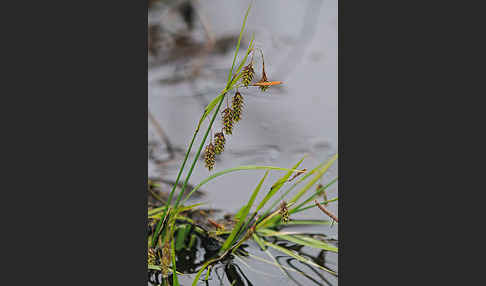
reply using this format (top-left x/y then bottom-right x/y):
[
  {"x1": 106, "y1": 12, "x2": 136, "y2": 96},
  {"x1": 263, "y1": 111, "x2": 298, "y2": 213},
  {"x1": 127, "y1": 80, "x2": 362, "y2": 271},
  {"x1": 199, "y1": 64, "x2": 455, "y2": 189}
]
[{"x1": 147, "y1": 2, "x2": 339, "y2": 284}]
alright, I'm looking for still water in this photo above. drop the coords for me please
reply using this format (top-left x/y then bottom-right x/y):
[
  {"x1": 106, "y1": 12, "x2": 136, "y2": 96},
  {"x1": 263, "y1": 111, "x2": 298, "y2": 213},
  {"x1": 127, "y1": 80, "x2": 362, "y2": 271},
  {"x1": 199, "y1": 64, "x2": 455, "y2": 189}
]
[{"x1": 149, "y1": 1, "x2": 337, "y2": 284}]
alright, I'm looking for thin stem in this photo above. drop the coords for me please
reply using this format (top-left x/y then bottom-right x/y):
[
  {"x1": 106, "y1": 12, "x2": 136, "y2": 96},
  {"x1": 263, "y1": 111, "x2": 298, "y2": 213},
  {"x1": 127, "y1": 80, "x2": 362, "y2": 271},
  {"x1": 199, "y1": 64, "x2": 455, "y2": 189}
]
[
  {"x1": 173, "y1": 95, "x2": 225, "y2": 208},
  {"x1": 152, "y1": 129, "x2": 199, "y2": 247},
  {"x1": 293, "y1": 197, "x2": 338, "y2": 214},
  {"x1": 314, "y1": 200, "x2": 339, "y2": 222},
  {"x1": 290, "y1": 177, "x2": 338, "y2": 214},
  {"x1": 165, "y1": 130, "x2": 198, "y2": 206}
]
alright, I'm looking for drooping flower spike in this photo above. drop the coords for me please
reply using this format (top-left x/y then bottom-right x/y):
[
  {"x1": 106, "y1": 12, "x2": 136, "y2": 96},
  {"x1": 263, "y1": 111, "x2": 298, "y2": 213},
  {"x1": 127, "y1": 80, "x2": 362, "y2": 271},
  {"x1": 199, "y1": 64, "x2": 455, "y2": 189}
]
[
  {"x1": 222, "y1": 107, "x2": 234, "y2": 135},
  {"x1": 241, "y1": 51, "x2": 255, "y2": 87},
  {"x1": 231, "y1": 91, "x2": 244, "y2": 123},
  {"x1": 279, "y1": 201, "x2": 290, "y2": 224},
  {"x1": 256, "y1": 48, "x2": 271, "y2": 92},
  {"x1": 204, "y1": 142, "x2": 216, "y2": 171},
  {"x1": 213, "y1": 132, "x2": 226, "y2": 154}
]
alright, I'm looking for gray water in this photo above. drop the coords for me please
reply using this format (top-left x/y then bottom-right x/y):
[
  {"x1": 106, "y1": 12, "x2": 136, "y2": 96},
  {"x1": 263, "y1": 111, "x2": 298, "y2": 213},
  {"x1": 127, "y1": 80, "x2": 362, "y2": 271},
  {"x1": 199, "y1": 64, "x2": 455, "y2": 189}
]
[{"x1": 148, "y1": 0, "x2": 337, "y2": 284}]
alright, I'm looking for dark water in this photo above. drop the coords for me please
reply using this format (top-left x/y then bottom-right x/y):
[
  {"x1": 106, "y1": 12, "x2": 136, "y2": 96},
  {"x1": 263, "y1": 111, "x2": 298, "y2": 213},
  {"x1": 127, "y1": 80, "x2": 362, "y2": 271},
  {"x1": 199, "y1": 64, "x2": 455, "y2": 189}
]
[
  {"x1": 148, "y1": 0, "x2": 337, "y2": 284},
  {"x1": 148, "y1": 223, "x2": 338, "y2": 286}
]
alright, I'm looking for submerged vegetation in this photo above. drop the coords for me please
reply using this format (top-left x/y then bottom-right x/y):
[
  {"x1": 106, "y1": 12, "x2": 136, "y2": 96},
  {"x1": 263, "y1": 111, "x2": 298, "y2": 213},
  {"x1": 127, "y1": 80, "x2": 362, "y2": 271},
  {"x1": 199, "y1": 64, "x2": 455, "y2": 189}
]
[{"x1": 148, "y1": 3, "x2": 338, "y2": 285}]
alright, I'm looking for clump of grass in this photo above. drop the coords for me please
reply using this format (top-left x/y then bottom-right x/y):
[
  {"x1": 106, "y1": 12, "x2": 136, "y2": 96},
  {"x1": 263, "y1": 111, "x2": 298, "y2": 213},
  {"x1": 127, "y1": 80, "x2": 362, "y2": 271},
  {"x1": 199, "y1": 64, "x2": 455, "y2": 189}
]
[{"x1": 147, "y1": 2, "x2": 337, "y2": 285}]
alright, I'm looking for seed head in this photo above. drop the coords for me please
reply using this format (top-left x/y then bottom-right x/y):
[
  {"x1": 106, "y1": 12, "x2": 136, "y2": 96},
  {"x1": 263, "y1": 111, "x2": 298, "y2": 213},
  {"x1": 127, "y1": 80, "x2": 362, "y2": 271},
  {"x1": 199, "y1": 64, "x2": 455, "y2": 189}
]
[
  {"x1": 204, "y1": 142, "x2": 216, "y2": 171},
  {"x1": 213, "y1": 132, "x2": 226, "y2": 154},
  {"x1": 161, "y1": 240, "x2": 171, "y2": 276},
  {"x1": 279, "y1": 201, "x2": 289, "y2": 224},
  {"x1": 148, "y1": 247, "x2": 157, "y2": 265},
  {"x1": 231, "y1": 92, "x2": 244, "y2": 123},
  {"x1": 257, "y1": 49, "x2": 271, "y2": 92},
  {"x1": 241, "y1": 62, "x2": 255, "y2": 87},
  {"x1": 222, "y1": 108, "x2": 234, "y2": 135}
]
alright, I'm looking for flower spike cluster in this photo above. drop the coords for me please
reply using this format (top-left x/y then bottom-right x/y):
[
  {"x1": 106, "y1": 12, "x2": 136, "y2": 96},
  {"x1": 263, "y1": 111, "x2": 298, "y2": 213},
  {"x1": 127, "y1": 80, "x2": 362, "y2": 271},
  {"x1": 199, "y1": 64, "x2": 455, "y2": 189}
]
[
  {"x1": 203, "y1": 49, "x2": 283, "y2": 171},
  {"x1": 204, "y1": 142, "x2": 216, "y2": 171},
  {"x1": 213, "y1": 132, "x2": 225, "y2": 154},
  {"x1": 279, "y1": 201, "x2": 290, "y2": 224},
  {"x1": 231, "y1": 92, "x2": 244, "y2": 123}
]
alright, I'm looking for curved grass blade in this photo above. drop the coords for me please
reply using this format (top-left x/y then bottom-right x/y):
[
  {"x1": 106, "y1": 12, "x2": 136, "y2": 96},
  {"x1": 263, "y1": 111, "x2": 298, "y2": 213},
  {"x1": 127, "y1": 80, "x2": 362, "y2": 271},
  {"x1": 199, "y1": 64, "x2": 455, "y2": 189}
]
[
  {"x1": 290, "y1": 177, "x2": 337, "y2": 214},
  {"x1": 227, "y1": 1, "x2": 253, "y2": 83},
  {"x1": 255, "y1": 156, "x2": 306, "y2": 215},
  {"x1": 292, "y1": 197, "x2": 338, "y2": 214},
  {"x1": 266, "y1": 160, "x2": 328, "y2": 215},
  {"x1": 257, "y1": 229, "x2": 338, "y2": 252},
  {"x1": 247, "y1": 253, "x2": 304, "y2": 275},
  {"x1": 173, "y1": 95, "x2": 225, "y2": 209},
  {"x1": 230, "y1": 34, "x2": 255, "y2": 86},
  {"x1": 289, "y1": 154, "x2": 338, "y2": 205},
  {"x1": 171, "y1": 239, "x2": 180, "y2": 286},
  {"x1": 191, "y1": 260, "x2": 211, "y2": 286},
  {"x1": 220, "y1": 170, "x2": 269, "y2": 253},
  {"x1": 234, "y1": 256, "x2": 279, "y2": 278},
  {"x1": 264, "y1": 241, "x2": 337, "y2": 276},
  {"x1": 196, "y1": 92, "x2": 225, "y2": 132},
  {"x1": 284, "y1": 219, "x2": 332, "y2": 226},
  {"x1": 149, "y1": 203, "x2": 204, "y2": 219},
  {"x1": 182, "y1": 166, "x2": 305, "y2": 204}
]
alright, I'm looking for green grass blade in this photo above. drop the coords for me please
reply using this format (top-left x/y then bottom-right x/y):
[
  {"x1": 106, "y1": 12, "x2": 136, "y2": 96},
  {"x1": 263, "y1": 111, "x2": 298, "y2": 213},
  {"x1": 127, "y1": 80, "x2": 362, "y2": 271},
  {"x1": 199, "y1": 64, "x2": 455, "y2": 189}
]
[
  {"x1": 173, "y1": 96, "x2": 225, "y2": 209},
  {"x1": 175, "y1": 224, "x2": 190, "y2": 251},
  {"x1": 191, "y1": 261, "x2": 211, "y2": 286},
  {"x1": 266, "y1": 160, "x2": 328, "y2": 215},
  {"x1": 252, "y1": 233, "x2": 266, "y2": 251},
  {"x1": 148, "y1": 206, "x2": 166, "y2": 216},
  {"x1": 220, "y1": 170, "x2": 269, "y2": 253},
  {"x1": 255, "y1": 156, "x2": 306, "y2": 214},
  {"x1": 182, "y1": 166, "x2": 305, "y2": 204},
  {"x1": 148, "y1": 264, "x2": 161, "y2": 271},
  {"x1": 148, "y1": 204, "x2": 203, "y2": 220},
  {"x1": 257, "y1": 229, "x2": 337, "y2": 252},
  {"x1": 171, "y1": 239, "x2": 180, "y2": 286},
  {"x1": 284, "y1": 219, "x2": 332, "y2": 226},
  {"x1": 247, "y1": 253, "x2": 303, "y2": 275},
  {"x1": 264, "y1": 249, "x2": 288, "y2": 278},
  {"x1": 234, "y1": 204, "x2": 247, "y2": 222},
  {"x1": 152, "y1": 129, "x2": 199, "y2": 246},
  {"x1": 227, "y1": 1, "x2": 252, "y2": 83},
  {"x1": 196, "y1": 91, "x2": 225, "y2": 132},
  {"x1": 292, "y1": 197, "x2": 338, "y2": 214},
  {"x1": 290, "y1": 177, "x2": 337, "y2": 214},
  {"x1": 230, "y1": 33, "x2": 255, "y2": 84},
  {"x1": 264, "y1": 241, "x2": 337, "y2": 276},
  {"x1": 234, "y1": 256, "x2": 279, "y2": 278},
  {"x1": 289, "y1": 154, "x2": 338, "y2": 205}
]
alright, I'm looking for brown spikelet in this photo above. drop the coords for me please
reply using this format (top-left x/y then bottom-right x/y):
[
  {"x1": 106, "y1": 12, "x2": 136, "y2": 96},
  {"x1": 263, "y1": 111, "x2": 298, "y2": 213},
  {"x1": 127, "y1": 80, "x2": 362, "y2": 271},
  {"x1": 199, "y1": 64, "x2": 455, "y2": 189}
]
[
  {"x1": 258, "y1": 71, "x2": 269, "y2": 92},
  {"x1": 161, "y1": 240, "x2": 171, "y2": 276},
  {"x1": 241, "y1": 62, "x2": 255, "y2": 87},
  {"x1": 204, "y1": 142, "x2": 216, "y2": 171},
  {"x1": 279, "y1": 201, "x2": 289, "y2": 224},
  {"x1": 213, "y1": 132, "x2": 225, "y2": 154},
  {"x1": 222, "y1": 108, "x2": 234, "y2": 135},
  {"x1": 231, "y1": 92, "x2": 244, "y2": 122},
  {"x1": 317, "y1": 184, "x2": 329, "y2": 205},
  {"x1": 148, "y1": 247, "x2": 157, "y2": 265},
  {"x1": 257, "y1": 49, "x2": 270, "y2": 92}
]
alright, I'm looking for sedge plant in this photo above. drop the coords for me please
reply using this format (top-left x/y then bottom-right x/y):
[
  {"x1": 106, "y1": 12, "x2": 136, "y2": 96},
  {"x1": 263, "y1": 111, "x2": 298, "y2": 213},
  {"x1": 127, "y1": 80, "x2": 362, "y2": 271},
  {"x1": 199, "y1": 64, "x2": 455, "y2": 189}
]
[{"x1": 147, "y1": 3, "x2": 338, "y2": 285}]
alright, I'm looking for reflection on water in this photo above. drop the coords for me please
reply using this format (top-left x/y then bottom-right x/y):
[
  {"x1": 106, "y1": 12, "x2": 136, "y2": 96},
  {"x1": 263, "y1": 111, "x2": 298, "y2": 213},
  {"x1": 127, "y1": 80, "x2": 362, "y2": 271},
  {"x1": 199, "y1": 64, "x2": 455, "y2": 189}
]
[
  {"x1": 148, "y1": 226, "x2": 337, "y2": 286},
  {"x1": 148, "y1": 0, "x2": 338, "y2": 285}
]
